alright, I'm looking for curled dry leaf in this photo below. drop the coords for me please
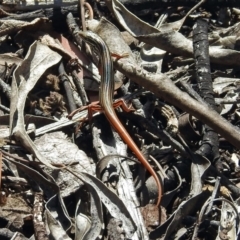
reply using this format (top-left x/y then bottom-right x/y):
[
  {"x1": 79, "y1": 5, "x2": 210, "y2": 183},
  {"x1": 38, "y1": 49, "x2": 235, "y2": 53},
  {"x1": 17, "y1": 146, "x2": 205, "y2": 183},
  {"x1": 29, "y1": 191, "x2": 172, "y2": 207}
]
[
  {"x1": 66, "y1": 171, "x2": 137, "y2": 239},
  {"x1": 45, "y1": 197, "x2": 72, "y2": 240},
  {"x1": 10, "y1": 41, "x2": 62, "y2": 169},
  {"x1": 190, "y1": 154, "x2": 211, "y2": 196},
  {"x1": 213, "y1": 77, "x2": 240, "y2": 95},
  {"x1": 75, "y1": 212, "x2": 91, "y2": 240},
  {"x1": 108, "y1": 0, "x2": 240, "y2": 67},
  {"x1": 0, "y1": 18, "x2": 47, "y2": 37},
  {"x1": 74, "y1": 188, "x2": 104, "y2": 240},
  {"x1": 0, "y1": 53, "x2": 22, "y2": 67}
]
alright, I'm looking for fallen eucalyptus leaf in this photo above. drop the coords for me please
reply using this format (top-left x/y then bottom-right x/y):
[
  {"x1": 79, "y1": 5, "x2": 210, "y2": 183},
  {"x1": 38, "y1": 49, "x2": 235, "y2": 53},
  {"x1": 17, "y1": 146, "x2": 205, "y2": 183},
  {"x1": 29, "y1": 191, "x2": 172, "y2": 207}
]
[
  {"x1": 158, "y1": 166, "x2": 182, "y2": 208},
  {"x1": 45, "y1": 194, "x2": 72, "y2": 239},
  {"x1": 35, "y1": 110, "x2": 89, "y2": 136},
  {"x1": 213, "y1": 77, "x2": 240, "y2": 95},
  {"x1": 83, "y1": 189, "x2": 104, "y2": 240},
  {"x1": 190, "y1": 154, "x2": 211, "y2": 196},
  {"x1": 174, "y1": 228, "x2": 188, "y2": 239},
  {"x1": 11, "y1": 232, "x2": 29, "y2": 240},
  {"x1": 211, "y1": 35, "x2": 236, "y2": 49},
  {"x1": 209, "y1": 21, "x2": 240, "y2": 48},
  {"x1": 111, "y1": 0, "x2": 165, "y2": 73},
  {"x1": 66, "y1": 170, "x2": 137, "y2": 239},
  {"x1": 0, "y1": 53, "x2": 22, "y2": 66},
  {"x1": 112, "y1": 0, "x2": 205, "y2": 33},
  {"x1": 75, "y1": 199, "x2": 91, "y2": 240},
  {"x1": 108, "y1": 0, "x2": 240, "y2": 67},
  {"x1": 111, "y1": 0, "x2": 159, "y2": 36},
  {"x1": 45, "y1": 209, "x2": 72, "y2": 240},
  {"x1": 140, "y1": 45, "x2": 165, "y2": 73},
  {"x1": 0, "y1": 18, "x2": 47, "y2": 37},
  {"x1": 217, "y1": 200, "x2": 238, "y2": 240},
  {"x1": 10, "y1": 41, "x2": 61, "y2": 169},
  {"x1": 220, "y1": 91, "x2": 238, "y2": 115}
]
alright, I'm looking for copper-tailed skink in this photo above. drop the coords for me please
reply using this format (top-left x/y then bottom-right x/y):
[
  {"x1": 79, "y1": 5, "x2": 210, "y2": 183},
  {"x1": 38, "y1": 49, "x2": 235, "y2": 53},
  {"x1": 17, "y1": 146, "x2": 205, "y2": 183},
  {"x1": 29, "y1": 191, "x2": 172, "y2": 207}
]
[{"x1": 78, "y1": 30, "x2": 162, "y2": 207}]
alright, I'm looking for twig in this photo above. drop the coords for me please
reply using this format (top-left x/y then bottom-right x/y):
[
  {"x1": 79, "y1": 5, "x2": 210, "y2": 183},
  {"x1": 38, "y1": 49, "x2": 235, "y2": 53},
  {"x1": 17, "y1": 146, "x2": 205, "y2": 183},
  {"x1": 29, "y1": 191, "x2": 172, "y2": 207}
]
[
  {"x1": 0, "y1": 104, "x2": 10, "y2": 113},
  {"x1": 193, "y1": 18, "x2": 219, "y2": 162},
  {"x1": 178, "y1": 79, "x2": 206, "y2": 105},
  {"x1": 33, "y1": 192, "x2": 49, "y2": 240},
  {"x1": 58, "y1": 62, "x2": 77, "y2": 113},
  {"x1": 0, "y1": 77, "x2": 11, "y2": 100},
  {"x1": 80, "y1": 0, "x2": 86, "y2": 31},
  {"x1": 72, "y1": 70, "x2": 89, "y2": 105}
]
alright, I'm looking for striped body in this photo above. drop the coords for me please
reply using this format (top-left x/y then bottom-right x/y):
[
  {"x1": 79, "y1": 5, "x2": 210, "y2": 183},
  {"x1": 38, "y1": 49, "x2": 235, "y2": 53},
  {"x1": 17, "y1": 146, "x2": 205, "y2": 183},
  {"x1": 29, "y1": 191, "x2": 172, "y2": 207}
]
[{"x1": 79, "y1": 31, "x2": 162, "y2": 207}]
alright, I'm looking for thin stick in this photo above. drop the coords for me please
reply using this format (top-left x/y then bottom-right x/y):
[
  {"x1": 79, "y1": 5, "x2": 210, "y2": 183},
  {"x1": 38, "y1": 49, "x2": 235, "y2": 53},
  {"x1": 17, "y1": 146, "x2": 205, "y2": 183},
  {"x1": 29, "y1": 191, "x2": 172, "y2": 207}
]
[{"x1": 80, "y1": 0, "x2": 86, "y2": 31}]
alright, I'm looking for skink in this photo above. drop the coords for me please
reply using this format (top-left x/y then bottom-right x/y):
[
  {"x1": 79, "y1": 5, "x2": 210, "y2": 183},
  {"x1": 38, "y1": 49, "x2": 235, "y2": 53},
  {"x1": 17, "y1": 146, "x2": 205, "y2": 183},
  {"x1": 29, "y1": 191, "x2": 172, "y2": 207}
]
[{"x1": 79, "y1": 30, "x2": 162, "y2": 207}]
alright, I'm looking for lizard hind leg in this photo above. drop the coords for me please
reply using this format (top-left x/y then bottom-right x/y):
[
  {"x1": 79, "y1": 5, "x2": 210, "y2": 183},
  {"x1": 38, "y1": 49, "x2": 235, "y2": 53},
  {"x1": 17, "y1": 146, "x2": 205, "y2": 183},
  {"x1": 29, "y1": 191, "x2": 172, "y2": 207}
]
[{"x1": 113, "y1": 99, "x2": 135, "y2": 112}]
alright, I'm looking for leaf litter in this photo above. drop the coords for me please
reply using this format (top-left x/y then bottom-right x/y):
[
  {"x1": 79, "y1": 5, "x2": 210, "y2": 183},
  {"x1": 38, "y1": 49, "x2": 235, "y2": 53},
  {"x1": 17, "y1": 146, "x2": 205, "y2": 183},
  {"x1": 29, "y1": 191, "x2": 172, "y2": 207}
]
[{"x1": 1, "y1": 0, "x2": 240, "y2": 239}]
